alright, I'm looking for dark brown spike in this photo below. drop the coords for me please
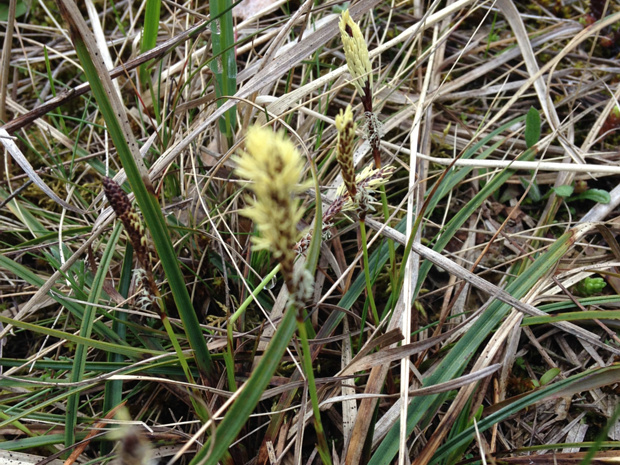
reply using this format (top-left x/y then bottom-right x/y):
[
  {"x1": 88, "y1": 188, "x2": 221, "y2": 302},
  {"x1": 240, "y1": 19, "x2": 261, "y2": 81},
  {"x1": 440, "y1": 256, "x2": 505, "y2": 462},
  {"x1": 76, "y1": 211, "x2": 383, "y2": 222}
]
[{"x1": 102, "y1": 177, "x2": 153, "y2": 272}]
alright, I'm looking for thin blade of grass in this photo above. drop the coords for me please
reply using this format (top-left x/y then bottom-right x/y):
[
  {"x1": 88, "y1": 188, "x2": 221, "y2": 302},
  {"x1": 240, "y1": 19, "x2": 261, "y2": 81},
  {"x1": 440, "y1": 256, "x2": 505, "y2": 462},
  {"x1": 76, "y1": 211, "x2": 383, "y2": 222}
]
[
  {"x1": 210, "y1": 0, "x2": 237, "y2": 142},
  {"x1": 0, "y1": 313, "x2": 164, "y2": 358},
  {"x1": 54, "y1": 0, "x2": 214, "y2": 381},
  {"x1": 368, "y1": 229, "x2": 580, "y2": 465},
  {"x1": 101, "y1": 243, "x2": 133, "y2": 455},
  {"x1": 139, "y1": 0, "x2": 162, "y2": 124},
  {"x1": 65, "y1": 222, "x2": 122, "y2": 447},
  {"x1": 522, "y1": 311, "x2": 620, "y2": 325},
  {"x1": 139, "y1": 0, "x2": 162, "y2": 87}
]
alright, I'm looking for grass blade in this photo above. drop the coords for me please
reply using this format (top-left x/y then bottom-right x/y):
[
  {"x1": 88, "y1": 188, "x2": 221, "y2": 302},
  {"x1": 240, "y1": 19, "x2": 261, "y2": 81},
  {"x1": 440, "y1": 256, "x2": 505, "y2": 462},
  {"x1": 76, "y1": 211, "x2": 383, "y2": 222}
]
[
  {"x1": 139, "y1": 0, "x2": 161, "y2": 87},
  {"x1": 209, "y1": 0, "x2": 237, "y2": 142},
  {"x1": 65, "y1": 223, "x2": 122, "y2": 447},
  {"x1": 54, "y1": 0, "x2": 214, "y2": 381}
]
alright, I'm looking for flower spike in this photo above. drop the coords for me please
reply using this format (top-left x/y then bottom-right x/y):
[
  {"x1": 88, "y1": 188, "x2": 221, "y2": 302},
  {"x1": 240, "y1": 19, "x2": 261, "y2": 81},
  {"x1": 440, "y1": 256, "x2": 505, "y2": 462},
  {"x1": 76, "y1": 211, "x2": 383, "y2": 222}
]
[
  {"x1": 234, "y1": 126, "x2": 312, "y2": 303},
  {"x1": 339, "y1": 10, "x2": 372, "y2": 97},
  {"x1": 335, "y1": 105, "x2": 357, "y2": 199}
]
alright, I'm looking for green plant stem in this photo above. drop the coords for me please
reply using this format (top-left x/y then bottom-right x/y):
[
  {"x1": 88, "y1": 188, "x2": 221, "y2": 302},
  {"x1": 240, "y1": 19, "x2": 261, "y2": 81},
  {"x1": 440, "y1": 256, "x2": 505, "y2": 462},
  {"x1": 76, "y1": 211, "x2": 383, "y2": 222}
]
[
  {"x1": 155, "y1": 297, "x2": 209, "y2": 420},
  {"x1": 139, "y1": 0, "x2": 162, "y2": 127},
  {"x1": 101, "y1": 242, "x2": 133, "y2": 456},
  {"x1": 192, "y1": 303, "x2": 299, "y2": 465},
  {"x1": 209, "y1": 0, "x2": 237, "y2": 144},
  {"x1": 296, "y1": 317, "x2": 332, "y2": 465},
  {"x1": 379, "y1": 185, "x2": 397, "y2": 303},
  {"x1": 226, "y1": 264, "x2": 281, "y2": 391},
  {"x1": 356, "y1": 299, "x2": 370, "y2": 353},
  {"x1": 359, "y1": 219, "x2": 379, "y2": 324}
]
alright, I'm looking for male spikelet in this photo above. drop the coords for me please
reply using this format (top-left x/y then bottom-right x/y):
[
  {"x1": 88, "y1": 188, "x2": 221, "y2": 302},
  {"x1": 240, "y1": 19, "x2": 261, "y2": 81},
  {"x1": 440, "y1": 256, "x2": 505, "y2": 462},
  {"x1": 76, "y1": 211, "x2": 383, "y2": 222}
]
[
  {"x1": 339, "y1": 10, "x2": 383, "y2": 168},
  {"x1": 339, "y1": 10, "x2": 372, "y2": 97},
  {"x1": 335, "y1": 105, "x2": 357, "y2": 199},
  {"x1": 234, "y1": 126, "x2": 313, "y2": 306},
  {"x1": 295, "y1": 165, "x2": 395, "y2": 253}
]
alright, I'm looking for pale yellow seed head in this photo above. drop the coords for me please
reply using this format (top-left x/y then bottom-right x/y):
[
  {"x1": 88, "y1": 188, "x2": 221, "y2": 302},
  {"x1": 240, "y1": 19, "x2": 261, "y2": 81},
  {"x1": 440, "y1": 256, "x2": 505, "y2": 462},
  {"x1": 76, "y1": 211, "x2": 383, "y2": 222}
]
[
  {"x1": 335, "y1": 105, "x2": 355, "y2": 133},
  {"x1": 234, "y1": 126, "x2": 308, "y2": 262},
  {"x1": 235, "y1": 126, "x2": 307, "y2": 199},
  {"x1": 339, "y1": 10, "x2": 372, "y2": 96}
]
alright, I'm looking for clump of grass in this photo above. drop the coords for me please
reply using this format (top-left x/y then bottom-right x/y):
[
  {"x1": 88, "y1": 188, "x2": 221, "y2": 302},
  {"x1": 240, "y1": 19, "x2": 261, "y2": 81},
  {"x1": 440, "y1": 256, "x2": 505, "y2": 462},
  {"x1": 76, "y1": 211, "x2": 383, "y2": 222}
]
[{"x1": 190, "y1": 125, "x2": 326, "y2": 465}]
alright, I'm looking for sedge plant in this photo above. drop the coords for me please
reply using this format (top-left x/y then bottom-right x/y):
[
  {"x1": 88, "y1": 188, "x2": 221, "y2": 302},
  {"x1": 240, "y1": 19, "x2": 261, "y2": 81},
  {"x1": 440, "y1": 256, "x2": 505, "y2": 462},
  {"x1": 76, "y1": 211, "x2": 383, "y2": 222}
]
[
  {"x1": 102, "y1": 177, "x2": 208, "y2": 420},
  {"x1": 339, "y1": 10, "x2": 398, "y2": 299},
  {"x1": 335, "y1": 105, "x2": 395, "y2": 329},
  {"x1": 192, "y1": 126, "x2": 329, "y2": 464}
]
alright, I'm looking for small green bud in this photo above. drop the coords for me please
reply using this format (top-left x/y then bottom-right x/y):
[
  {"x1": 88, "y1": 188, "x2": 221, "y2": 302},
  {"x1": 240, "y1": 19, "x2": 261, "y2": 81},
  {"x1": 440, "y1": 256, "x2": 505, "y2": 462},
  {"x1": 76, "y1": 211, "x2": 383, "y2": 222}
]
[{"x1": 573, "y1": 277, "x2": 606, "y2": 296}]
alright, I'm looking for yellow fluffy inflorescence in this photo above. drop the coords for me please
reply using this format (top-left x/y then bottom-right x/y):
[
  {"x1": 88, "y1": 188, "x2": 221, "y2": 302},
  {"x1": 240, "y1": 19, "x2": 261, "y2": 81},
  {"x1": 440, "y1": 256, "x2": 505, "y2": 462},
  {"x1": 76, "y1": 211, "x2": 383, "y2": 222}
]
[
  {"x1": 335, "y1": 105, "x2": 357, "y2": 199},
  {"x1": 234, "y1": 126, "x2": 309, "y2": 281},
  {"x1": 336, "y1": 165, "x2": 396, "y2": 214},
  {"x1": 339, "y1": 9, "x2": 372, "y2": 96}
]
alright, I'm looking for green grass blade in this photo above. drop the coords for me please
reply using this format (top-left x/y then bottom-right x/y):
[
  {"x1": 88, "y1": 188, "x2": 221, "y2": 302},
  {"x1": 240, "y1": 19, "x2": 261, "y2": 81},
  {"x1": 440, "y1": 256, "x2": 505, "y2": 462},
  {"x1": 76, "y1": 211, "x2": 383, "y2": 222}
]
[
  {"x1": 368, "y1": 229, "x2": 579, "y2": 465},
  {"x1": 210, "y1": 0, "x2": 237, "y2": 142},
  {"x1": 0, "y1": 314, "x2": 163, "y2": 358},
  {"x1": 139, "y1": 0, "x2": 162, "y2": 121},
  {"x1": 306, "y1": 154, "x2": 323, "y2": 276},
  {"x1": 0, "y1": 433, "x2": 87, "y2": 451},
  {"x1": 55, "y1": 0, "x2": 214, "y2": 380},
  {"x1": 539, "y1": 295, "x2": 620, "y2": 312},
  {"x1": 101, "y1": 243, "x2": 133, "y2": 455},
  {"x1": 525, "y1": 106, "x2": 541, "y2": 148},
  {"x1": 139, "y1": 0, "x2": 161, "y2": 87},
  {"x1": 0, "y1": 358, "x2": 196, "y2": 377},
  {"x1": 65, "y1": 223, "x2": 122, "y2": 447},
  {"x1": 522, "y1": 310, "x2": 620, "y2": 325},
  {"x1": 0, "y1": 187, "x2": 48, "y2": 237}
]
